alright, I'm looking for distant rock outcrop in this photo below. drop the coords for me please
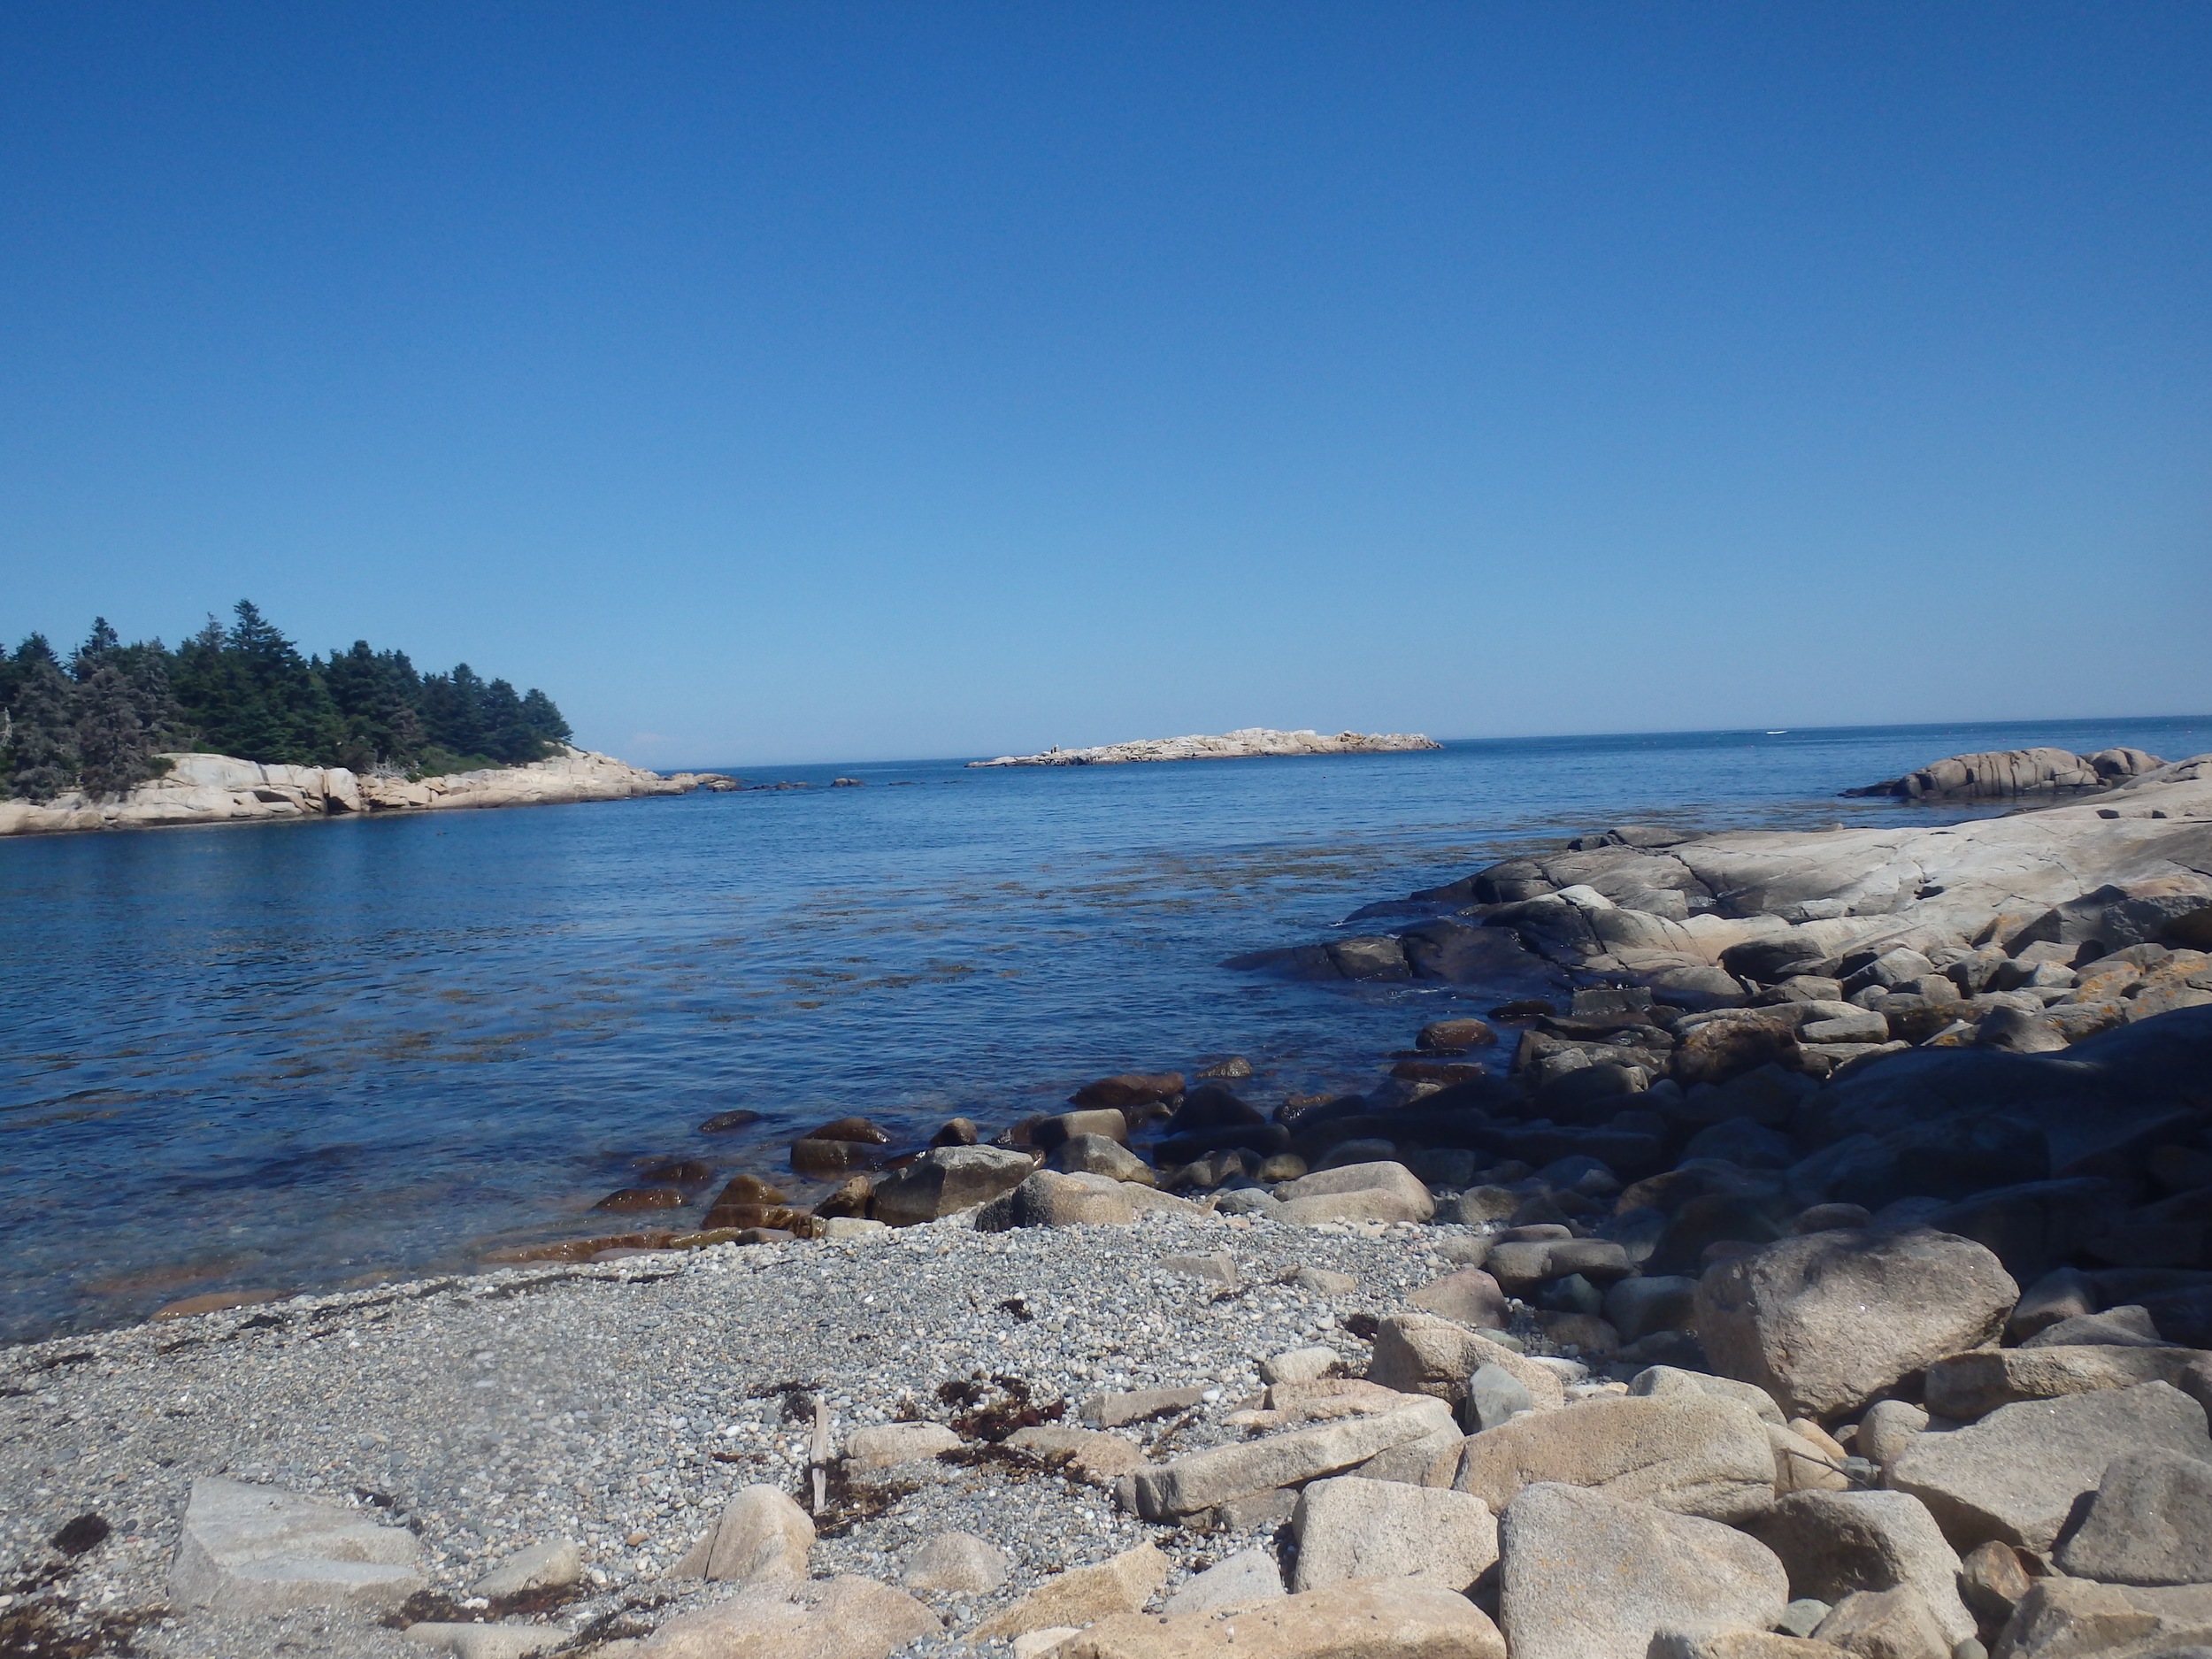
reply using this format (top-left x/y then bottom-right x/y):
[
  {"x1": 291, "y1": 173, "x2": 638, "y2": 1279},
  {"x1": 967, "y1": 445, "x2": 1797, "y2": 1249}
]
[
  {"x1": 0, "y1": 745, "x2": 694, "y2": 837},
  {"x1": 970, "y1": 727, "x2": 1442, "y2": 768},
  {"x1": 1844, "y1": 745, "x2": 2163, "y2": 800}
]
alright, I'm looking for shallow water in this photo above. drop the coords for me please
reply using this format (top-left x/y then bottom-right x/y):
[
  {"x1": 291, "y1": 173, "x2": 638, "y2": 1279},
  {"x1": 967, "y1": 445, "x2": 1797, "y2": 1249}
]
[{"x1": 3, "y1": 715, "x2": 2203, "y2": 1342}]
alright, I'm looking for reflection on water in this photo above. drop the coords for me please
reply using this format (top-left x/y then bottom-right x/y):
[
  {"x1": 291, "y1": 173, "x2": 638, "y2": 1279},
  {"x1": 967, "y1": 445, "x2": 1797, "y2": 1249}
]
[{"x1": 1, "y1": 715, "x2": 2200, "y2": 1341}]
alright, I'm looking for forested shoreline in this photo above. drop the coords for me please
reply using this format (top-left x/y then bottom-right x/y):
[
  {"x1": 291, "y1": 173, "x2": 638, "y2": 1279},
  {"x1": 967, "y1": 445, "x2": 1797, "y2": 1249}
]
[{"x1": 0, "y1": 601, "x2": 572, "y2": 802}]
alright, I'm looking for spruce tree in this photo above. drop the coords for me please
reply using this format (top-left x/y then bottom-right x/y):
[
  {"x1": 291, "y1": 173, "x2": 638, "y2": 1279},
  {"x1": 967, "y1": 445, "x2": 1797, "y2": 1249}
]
[
  {"x1": 75, "y1": 663, "x2": 150, "y2": 797},
  {"x1": 6, "y1": 657, "x2": 81, "y2": 801},
  {"x1": 518, "y1": 688, "x2": 572, "y2": 750}
]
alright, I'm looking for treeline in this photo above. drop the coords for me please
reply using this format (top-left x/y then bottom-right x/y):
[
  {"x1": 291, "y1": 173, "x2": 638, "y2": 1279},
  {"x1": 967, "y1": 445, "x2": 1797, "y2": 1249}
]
[{"x1": 0, "y1": 601, "x2": 572, "y2": 802}]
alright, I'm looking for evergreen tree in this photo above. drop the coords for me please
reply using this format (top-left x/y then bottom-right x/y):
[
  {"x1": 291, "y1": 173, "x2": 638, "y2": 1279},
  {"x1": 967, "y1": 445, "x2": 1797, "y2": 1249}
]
[
  {"x1": 321, "y1": 641, "x2": 425, "y2": 771},
  {"x1": 74, "y1": 663, "x2": 151, "y2": 797},
  {"x1": 418, "y1": 664, "x2": 489, "y2": 759},
  {"x1": 518, "y1": 687, "x2": 572, "y2": 750},
  {"x1": 71, "y1": 617, "x2": 122, "y2": 679},
  {"x1": 5, "y1": 656, "x2": 81, "y2": 801}
]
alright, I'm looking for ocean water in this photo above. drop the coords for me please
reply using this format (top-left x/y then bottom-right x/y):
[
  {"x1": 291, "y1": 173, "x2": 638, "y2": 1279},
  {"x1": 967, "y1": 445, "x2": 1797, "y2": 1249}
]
[{"x1": 2, "y1": 715, "x2": 2203, "y2": 1344}]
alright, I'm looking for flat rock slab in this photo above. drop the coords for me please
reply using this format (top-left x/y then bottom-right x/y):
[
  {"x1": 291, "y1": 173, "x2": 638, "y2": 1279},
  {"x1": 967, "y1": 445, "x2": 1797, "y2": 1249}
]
[
  {"x1": 1695, "y1": 1227, "x2": 2017, "y2": 1418},
  {"x1": 1158, "y1": 1548, "x2": 1285, "y2": 1616},
  {"x1": 1056, "y1": 1579, "x2": 1505, "y2": 1659},
  {"x1": 1435, "y1": 1393, "x2": 1778, "y2": 1523},
  {"x1": 1004, "y1": 1425, "x2": 1148, "y2": 1484},
  {"x1": 1289, "y1": 1476, "x2": 1499, "y2": 1594},
  {"x1": 1922, "y1": 1344, "x2": 2212, "y2": 1421},
  {"x1": 1498, "y1": 1482, "x2": 1788, "y2": 1659},
  {"x1": 1888, "y1": 1381, "x2": 2212, "y2": 1552},
  {"x1": 168, "y1": 1475, "x2": 424, "y2": 1617},
  {"x1": 1082, "y1": 1386, "x2": 1207, "y2": 1427},
  {"x1": 1132, "y1": 1400, "x2": 1453, "y2": 1520},
  {"x1": 1998, "y1": 1576, "x2": 2212, "y2": 1659},
  {"x1": 640, "y1": 1574, "x2": 940, "y2": 1659}
]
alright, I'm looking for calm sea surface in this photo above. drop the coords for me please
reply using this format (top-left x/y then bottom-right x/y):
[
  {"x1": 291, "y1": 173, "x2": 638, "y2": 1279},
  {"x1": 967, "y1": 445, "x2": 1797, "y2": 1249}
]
[{"x1": 4, "y1": 716, "x2": 2204, "y2": 1343}]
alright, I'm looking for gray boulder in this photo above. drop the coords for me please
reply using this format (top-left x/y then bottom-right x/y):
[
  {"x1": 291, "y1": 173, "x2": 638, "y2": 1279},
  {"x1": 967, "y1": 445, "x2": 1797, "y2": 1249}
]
[
  {"x1": 1747, "y1": 1490, "x2": 1974, "y2": 1646},
  {"x1": 1498, "y1": 1483, "x2": 1787, "y2": 1659},
  {"x1": 1158, "y1": 1547, "x2": 1284, "y2": 1616},
  {"x1": 1808, "y1": 1586, "x2": 1951, "y2": 1659},
  {"x1": 870, "y1": 1145, "x2": 1036, "y2": 1225},
  {"x1": 1289, "y1": 1476, "x2": 1498, "y2": 1594},
  {"x1": 1888, "y1": 1381, "x2": 2212, "y2": 1551},
  {"x1": 1435, "y1": 1393, "x2": 1776, "y2": 1523},
  {"x1": 2053, "y1": 1449, "x2": 2212, "y2": 1586},
  {"x1": 1695, "y1": 1227, "x2": 2017, "y2": 1418}
]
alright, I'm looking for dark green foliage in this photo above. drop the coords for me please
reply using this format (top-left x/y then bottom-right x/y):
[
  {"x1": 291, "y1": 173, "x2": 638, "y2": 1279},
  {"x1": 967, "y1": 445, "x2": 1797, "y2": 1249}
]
[
  {"x1": 4, "y1": 656, "x2": 81, "y2": 802},
  {"x1": 74, "y1": 664, "x2": 152, "y2": 798},
  {"x1": 1, "y1": 602, "x2": 574, "y2": 796}
]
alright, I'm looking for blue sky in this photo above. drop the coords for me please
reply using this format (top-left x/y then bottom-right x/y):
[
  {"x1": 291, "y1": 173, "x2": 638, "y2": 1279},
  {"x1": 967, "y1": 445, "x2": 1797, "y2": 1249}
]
[{"x1": 4, "y1": 4, "x2": 2207, "y2": 765}]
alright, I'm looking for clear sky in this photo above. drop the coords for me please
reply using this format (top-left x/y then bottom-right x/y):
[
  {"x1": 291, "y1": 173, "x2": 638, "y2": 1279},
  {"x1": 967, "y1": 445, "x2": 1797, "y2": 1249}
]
[{"x1": 4, "y1": 4, "x2": 2207, "y2": 766}]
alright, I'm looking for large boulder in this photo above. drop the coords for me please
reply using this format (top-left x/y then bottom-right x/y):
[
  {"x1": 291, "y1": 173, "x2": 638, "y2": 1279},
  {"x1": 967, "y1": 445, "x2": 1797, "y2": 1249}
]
[
  {"x1": 1497, "y1": 1483, "x2": 1788, "y2": 1659},
  {"x1": 1982, "y1": 1578, "x2": 2212, "y2": 1659},
  {"x1": 1057, "y1": 1579, "x2": 1506, "y2": 1659},
  {"x1": 1887, "y1": 1381, "x2": 2212, "y2": 1551},
  {"x1": 2051, "y1": 1449, "x2": 2212, "y2": 1586},
  {"x1": 1273, "y1": 1162, "x2": 1436, "y2": 1225},
  {"x1": 1289, "y1": 1477, "x2": 1498, "y2": 1594},
  {"x1": 1694, "y1": 1227, "x2": 2017, "y2": 1418},
  {"x1": 671, "y1": 1485, "x2": 815, "y2": 1582},
  {"x1": 975, "y1": 1169, "x2": 1137, "y2": 1230},
  {"x1": 168, "y1": 1476, "x2": 424, "y2": 1616},
  {"x1": 1746, "y1": 1491, "x2": 1974, "y2": 1647},
  {"x1": 1431, "y1": 1394, "x2": 1777, "y2": 1523}
]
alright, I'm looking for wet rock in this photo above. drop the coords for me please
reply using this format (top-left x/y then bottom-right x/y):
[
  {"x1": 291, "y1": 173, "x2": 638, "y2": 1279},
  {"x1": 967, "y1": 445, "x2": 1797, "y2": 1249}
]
[
  {"x1": 901, "y1": 1531, "x2": 1010, "y2": 1594},
  {"x1": 1273, "y1": 1161, "x2": 1436, "y2": 1225},
  {"x1": 2052, "y1": 1449, "x2": 2212, "y2": 1586},
  {"x1": 930, "y1": 1117, "x2": 980, "y2": 1147},
  {"x1": 1695, "y1": 1227, "x2": 2018, "y2": 1418},
  {"x1": 812, "y1": 1175, "x2": 875, "y2": 1219},
  {"x1": 1071, "y1": 1073, "x2": 1185, "y2": 1110},
  {"x1": 1157, "y1": 1548, "x2": 1283, "y2": 1616},
  {"x1": 1923, "y1": 1344, "x2": 2212, "y2": 1421},
  {"x1": 168, "y1": 1476, "x2": 425, "y2": 1616},
  {"x1": 1809, "y1": 1586, "x2": 1950, "y2": 1659},
  {"x1": 1445, "y1": 1186, "x2": 1523, "y2": 1225},
  {"x1": 870, "y1": 1145, "x2": 1037, "y2": 1226},
  {"x1": 1195, "y1": 1056, "x2": 1254, "y2": 1079},
  {"x1": 640, "y1": 1573, "x2": 939, "y2": 1659},
  {"x1": 1436, "y1": 1392, "x2": 1777, "y2": 1521},
  {"x1": 790, "y1": 1138, "x2": 888, "y2": 1178},
  {"x1": 1675, "y1": 1017, "x2": 1803, "y2": 1087},
  {"x1": 472, "y1": 1538, "x2": 582, "y2": 1599},
  {"x1": 595, "y1": 1187, "x2": 687, "y2": 1211},
  {"x1": 972, "y1": 1542, "x2": 1171, "y2": 1640},
  {"x1": 671, "y1": 1484, "x2": 815, "y2": 1582},
  {"x1": 1131, "y1": 1401, "x2": 1455, "y2": 1519},
  {"x1": 1419, "y1": 1017, "x2": 1499, "y2": 1050},
  {"x1": 1888, "y1": 1380, "x2": 2212, "y2": 1550},
  {"x1": 1289, "y1": 1476, "x2": 1498, "y2": 1593},
  {"x1": 1498, "y1": 1482, "x2": 1788, "y2": 1659},
  {"x1": 1032, "y1": 1109, "x2": 1134, "y2": 1148},
  {"x1": 804, "y1": 1116, "x2": 892, "y2": 1143},
  {"x1": 1747, "y1": 1492, "x2": 1974, "y2": 1646},
  {"x1": 698, "y1": 1109, "x2": 763, "y2": 1133},
  {"x1": 1059, "y1": 1579, "x2": 1505, "y2": 1659}
]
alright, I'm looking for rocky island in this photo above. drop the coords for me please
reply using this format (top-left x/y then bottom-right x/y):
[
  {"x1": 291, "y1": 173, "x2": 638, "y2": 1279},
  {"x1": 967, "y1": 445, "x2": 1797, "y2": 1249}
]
[
  {"x1": 970, "y1": 728, "x2": 1443, "y2": 767},
  {"x1": 6, "y1": 745, "x2": 2212, "y2": 1659}
]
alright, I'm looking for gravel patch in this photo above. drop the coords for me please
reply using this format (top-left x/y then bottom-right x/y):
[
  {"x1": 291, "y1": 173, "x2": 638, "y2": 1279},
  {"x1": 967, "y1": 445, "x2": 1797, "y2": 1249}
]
[{"x1": 0, "y1": 1210, "x2": 1467, "y2": 1657}]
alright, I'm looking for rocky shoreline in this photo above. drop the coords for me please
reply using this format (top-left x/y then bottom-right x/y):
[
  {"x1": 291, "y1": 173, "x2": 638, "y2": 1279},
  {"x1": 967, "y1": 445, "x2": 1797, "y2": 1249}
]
[
  {"x1": 0, "y1": 747, "x2": 733, "y2": 837},
  {"x1": 969, "y1": 729, "x2": 1442, "y2": 767},
  {"x1": 5, "y1": 745, "x2": 2212, "y2": 1659}
]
